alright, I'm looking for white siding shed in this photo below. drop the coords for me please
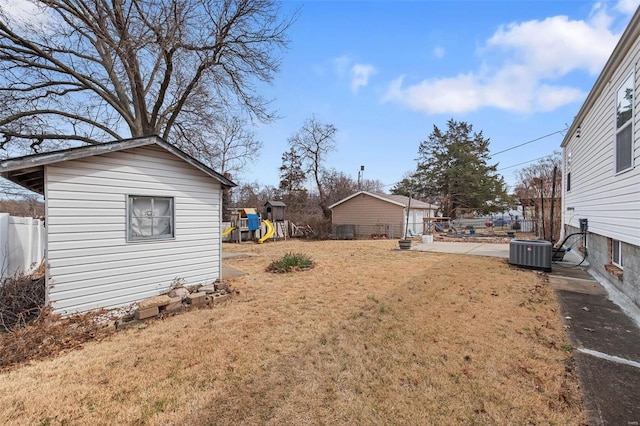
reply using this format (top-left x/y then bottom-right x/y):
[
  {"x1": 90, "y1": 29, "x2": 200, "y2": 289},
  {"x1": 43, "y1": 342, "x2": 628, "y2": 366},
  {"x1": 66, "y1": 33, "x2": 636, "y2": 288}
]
[{"x1": 0, "y1": 136, "x2": 235, "y2": 314}]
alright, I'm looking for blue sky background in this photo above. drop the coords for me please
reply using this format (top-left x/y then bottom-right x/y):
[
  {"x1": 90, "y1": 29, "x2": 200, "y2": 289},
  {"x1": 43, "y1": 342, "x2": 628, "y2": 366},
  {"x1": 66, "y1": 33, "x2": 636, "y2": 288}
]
[{"x1": 246, "y1": 0, "x2": 640, "y2": 192}]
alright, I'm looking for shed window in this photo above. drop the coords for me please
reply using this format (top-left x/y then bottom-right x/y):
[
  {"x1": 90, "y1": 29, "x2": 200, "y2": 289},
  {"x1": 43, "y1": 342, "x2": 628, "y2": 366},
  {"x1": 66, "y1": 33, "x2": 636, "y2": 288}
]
[
  {"x1": 615, "y1": 74, "x2": 634, "y2": 173},
  {"x1": 128, "y1": 196, "x2": 174, "y2": 241}
]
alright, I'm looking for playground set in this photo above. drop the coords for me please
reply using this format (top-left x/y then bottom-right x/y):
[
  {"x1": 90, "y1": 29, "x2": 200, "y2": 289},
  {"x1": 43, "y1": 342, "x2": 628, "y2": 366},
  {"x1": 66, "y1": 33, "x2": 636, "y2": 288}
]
[{"x1": 222, "y1": 201, "x2": 288, "y2": 244}]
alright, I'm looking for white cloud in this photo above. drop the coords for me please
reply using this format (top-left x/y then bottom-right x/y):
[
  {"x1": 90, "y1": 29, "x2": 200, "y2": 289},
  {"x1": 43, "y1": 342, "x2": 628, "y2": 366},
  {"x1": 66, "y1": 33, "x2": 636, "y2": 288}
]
[
  {"x1": 383, "y1": 8, "x2": 622, "y2": 115},
  {"x1": 0, "y1": 0, "x2": 51, "y2": 25},
  {"x1": 535, "y1": 85, "x2": 586, "y2": 111},
  {"x1": 486, "y1": 15, "x2": 617, "y2": 76},
  {"x1": 384, "y1": 72, "x2": 585, "y2": 114},
  {"x1": 332, "y1": 55, "x2": 376, "y2": 94},
  {"x1": 615, "y1": 0, "x2": 640, "y2": 14},
  {"x1": 433, "y1": 46, "x2": 445, "y2": 59},
  {"x1": 333, "y1": 55, "x2": 351, "y2": 77},
  {"x1": 350, "y1": 63, "x2": 376, "y2": 93}
]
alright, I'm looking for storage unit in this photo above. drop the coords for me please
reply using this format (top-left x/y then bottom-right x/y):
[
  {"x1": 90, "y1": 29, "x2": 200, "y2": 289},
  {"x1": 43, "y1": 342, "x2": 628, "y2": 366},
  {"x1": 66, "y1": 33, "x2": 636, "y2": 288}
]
[
  {"x1": 0, "y1": 136, "x2": 236, "y2": 314},
  {"x1": 509, "y1": 239, "x2": 552, "y2": 272}
]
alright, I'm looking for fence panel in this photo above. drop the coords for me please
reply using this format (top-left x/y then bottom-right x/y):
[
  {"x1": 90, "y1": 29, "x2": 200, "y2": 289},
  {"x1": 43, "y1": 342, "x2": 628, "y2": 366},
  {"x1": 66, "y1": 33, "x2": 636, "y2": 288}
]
[
  {"x1": 331, "y1": 223, "x2": 405, "y2": 240},
  {"x1": 0, "y1": 213, "x2": 45, "y2": 280}
]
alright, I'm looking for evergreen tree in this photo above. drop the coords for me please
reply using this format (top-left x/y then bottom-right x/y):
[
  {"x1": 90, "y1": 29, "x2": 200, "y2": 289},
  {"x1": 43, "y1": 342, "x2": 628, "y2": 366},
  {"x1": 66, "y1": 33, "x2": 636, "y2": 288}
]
[
  {"x1": 278, "y1": 147, "x2": 308, "y2": 213},
  {"x1": 279, "y1": 148, "x2": 306, "y2": 192},
  {"x1": 412, "y1": 119, "x2": 508, "y2": 218},
  {"x1": 390, "y1": 173, "x2": 418, "y2": 198}
]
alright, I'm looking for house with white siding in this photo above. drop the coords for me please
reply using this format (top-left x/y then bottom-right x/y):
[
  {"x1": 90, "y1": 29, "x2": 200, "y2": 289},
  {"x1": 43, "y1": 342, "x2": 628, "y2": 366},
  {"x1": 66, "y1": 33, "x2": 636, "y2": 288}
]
[
  {"x1": 561, "y1": 8, "x2": 640, "y2": 308},
  {"x1": 0, "y1": 136, "x2": 235, "y2": 314},
  {"x1": 329, "y1": 191, "x2": 437, "y2": 239}
]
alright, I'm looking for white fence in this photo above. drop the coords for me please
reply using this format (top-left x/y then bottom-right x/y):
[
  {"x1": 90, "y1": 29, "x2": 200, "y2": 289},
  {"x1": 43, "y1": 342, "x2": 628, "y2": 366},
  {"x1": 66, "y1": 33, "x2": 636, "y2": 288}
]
[{"x1": 0, "y1": 213, "x2": 45, "y2": 280}]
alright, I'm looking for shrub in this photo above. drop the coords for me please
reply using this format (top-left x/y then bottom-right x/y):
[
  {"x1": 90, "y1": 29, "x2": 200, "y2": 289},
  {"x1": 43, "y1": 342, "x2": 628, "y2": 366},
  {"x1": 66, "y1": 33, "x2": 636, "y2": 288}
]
[
  {"x1": 267, "y1": 252, "x2": 313, "y2": 273},
  {"x1": 0, "y1": 273, "x2": 46, "y2": 331}
]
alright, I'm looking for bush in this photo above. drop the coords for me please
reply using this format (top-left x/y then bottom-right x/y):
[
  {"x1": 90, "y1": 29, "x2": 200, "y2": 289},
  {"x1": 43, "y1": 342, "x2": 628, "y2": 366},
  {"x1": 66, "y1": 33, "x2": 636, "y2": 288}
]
[
  {"x1": 267, "y1": 252, "x2": 313, "y2": 273},
  {"x1": 0, "y1": 273, "x2": 46, "y2": 331}
]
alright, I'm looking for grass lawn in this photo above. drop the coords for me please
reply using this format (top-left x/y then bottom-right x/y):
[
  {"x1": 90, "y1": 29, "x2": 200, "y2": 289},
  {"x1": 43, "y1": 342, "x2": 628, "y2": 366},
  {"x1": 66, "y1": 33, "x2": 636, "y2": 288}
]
[{"x1": 0, "y1": 240, "x2": 584, "y2": 425}]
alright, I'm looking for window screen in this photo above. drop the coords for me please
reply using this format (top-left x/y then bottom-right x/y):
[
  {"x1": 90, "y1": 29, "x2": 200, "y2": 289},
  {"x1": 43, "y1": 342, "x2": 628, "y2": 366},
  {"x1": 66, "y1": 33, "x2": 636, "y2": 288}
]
[
  {"x1": 128, "y1": 196, "x2": 174, "y2": 241},
  {"x1": 616, "y1": 126, "x2": 633, "y2": 172}
]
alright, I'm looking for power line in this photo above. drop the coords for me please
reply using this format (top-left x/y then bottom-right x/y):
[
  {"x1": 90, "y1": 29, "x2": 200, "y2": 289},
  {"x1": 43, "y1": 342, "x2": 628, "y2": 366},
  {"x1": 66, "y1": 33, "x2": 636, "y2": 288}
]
[
  {"x1": 383, "y1": 128, "x2": 566, "y2": 189},
  {"x1": 497, "y1": 154, "x2": 556, "y2": 171},
  {"x1": 491, "y1": 128, "x2": 567, "y2": 157}
]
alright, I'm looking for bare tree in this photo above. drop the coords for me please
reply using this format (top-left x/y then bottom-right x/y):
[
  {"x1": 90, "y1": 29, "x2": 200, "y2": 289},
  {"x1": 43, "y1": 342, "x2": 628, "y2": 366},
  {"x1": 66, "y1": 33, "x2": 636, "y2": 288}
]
[
  {"x1": 231, "y1": 181, "x2": 276, "y2": 208},
  {"x1": 0, "y1": 179, "x2": 45, "y2": 217},
  {"x1": 198, "y1": 116, "x2": 263, "y2": 221},
  {"x1": 287, "y1": 115, "x2": 336, "y2": 218},
  {"x1": 361, "y1": 178, "x2": 385, "y2": 193},
  {"x1": 320, "y1": 169, "x2": 357, "y2": 208},
  {"x1": 514, "y1": 153, "x2": 562, "y2": 240},
  {"x1": 0, "y1": 0, "x2": 293, "y2": 154},
  {"x1": 180, "y1": 115, "x2": 262, "y2": 177}
]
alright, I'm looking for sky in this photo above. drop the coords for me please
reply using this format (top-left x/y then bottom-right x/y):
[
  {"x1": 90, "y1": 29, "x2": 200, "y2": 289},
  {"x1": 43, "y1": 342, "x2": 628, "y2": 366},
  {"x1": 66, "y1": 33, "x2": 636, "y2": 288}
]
[
  {"x1": 1, "y1": 0, "x2": 638, "y2": 194},
  {"x1": 245, "y1": 0, "x2": 640, "y2": 192}
]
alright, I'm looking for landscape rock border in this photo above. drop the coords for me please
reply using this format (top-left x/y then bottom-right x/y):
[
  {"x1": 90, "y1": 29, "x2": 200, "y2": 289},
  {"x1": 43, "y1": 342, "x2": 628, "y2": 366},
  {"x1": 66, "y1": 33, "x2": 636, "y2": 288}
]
[{"x1": 116, "y1": 280, "x2": 235, "y2": 329}]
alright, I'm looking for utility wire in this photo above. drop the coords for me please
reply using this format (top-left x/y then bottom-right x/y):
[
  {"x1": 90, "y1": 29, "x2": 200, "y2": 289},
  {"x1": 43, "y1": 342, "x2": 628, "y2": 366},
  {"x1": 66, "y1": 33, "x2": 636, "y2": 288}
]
[
  {"x1": 491, "y1": 128, "x2": 567, "y2": 157},
  {"x1": 497, "y1": 154, "x2": 556, "y2": 171},
  {"x1": 384, "y1": 152, "x2": 556, "y2": 186},
  {"x1": 383, "y1": 127, "x2": 566, "y2": 188}
]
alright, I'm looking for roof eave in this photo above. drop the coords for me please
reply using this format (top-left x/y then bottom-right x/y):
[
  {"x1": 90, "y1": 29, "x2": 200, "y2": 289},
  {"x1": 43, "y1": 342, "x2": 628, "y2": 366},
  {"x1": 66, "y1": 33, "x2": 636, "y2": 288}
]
[
  {"x1": 0, "y1": 136, "x2": 237, "y2": 192},
  {"x1": 0, "y1": 136, "x2": 157, "y2": 172}
]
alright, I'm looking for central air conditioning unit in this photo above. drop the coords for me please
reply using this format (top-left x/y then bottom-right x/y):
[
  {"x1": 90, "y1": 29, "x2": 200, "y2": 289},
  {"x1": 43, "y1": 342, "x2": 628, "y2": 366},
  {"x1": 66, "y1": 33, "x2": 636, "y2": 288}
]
[{"x1": 509, "y1": 239, "x2": 552, "y2": 272}]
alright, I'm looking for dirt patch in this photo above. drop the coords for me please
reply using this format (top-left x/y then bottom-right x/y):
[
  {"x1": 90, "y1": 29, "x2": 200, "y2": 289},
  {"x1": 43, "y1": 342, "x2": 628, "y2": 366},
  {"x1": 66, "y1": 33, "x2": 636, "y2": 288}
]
[{"x1": 0, "y1": 240, "x2": 584, "y2": 425}]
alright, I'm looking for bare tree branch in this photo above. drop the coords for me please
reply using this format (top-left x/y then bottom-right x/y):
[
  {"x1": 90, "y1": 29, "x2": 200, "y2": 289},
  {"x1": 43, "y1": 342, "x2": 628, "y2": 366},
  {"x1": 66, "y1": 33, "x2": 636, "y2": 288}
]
[
  {"x1": 0, "y1": 0, "x2": 294, "y2": 156},
  {"x1": 288, "y1": 115, "x2": 337, "y2": 218}
]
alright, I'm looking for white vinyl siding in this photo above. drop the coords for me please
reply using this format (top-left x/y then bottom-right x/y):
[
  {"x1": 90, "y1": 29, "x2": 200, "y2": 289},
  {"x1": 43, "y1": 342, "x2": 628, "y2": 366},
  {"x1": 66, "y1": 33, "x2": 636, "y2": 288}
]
[
  {"x1": 563, "y1": 43, "x2": 640, "y2": 248},
  {"x1": 45, "y1": 145, "x2": 222, "y2": 314}
]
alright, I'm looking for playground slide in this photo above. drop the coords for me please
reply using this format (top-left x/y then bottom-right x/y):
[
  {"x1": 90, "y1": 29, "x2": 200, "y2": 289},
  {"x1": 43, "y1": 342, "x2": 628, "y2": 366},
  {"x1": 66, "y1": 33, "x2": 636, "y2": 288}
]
[
  {"x1": 258, "y1": 220, "x2": 275, "y2": 244},
  {"x1": 222, "y1": 226, "x2": 235, "y2": 237}
]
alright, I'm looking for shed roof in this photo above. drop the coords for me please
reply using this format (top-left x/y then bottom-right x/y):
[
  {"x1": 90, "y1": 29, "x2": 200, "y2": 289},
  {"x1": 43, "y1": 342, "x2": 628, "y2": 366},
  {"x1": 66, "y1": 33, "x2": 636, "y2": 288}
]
[
  {"x1": 265, "y1": 200, "x2": 287, "y2": 207},
  {"x1": 0, "y1": 136, "x2": 236, "y2": 195},
  {"x1": 328, "y1": 191, "x2": 437, "y2": 210}
]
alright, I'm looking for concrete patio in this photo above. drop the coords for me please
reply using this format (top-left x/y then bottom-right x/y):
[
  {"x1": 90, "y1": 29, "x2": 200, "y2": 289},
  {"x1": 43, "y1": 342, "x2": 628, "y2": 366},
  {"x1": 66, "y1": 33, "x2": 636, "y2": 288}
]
[{"x1": 409, "y1": 241, "x2": 510, "y2": 258}]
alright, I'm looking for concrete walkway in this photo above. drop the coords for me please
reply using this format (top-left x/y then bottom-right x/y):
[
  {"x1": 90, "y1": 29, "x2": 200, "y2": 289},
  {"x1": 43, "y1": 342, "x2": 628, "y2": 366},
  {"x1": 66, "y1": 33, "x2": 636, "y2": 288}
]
[
  {"x1": 549, "y1": 266, "x2": 640, "y2": 425},
  {"x1": 410, "y1": 241, "x2": 510, "y2": 258},
  {"x1": 222, "y1": 251, "x2": 250, "y2": 278}
]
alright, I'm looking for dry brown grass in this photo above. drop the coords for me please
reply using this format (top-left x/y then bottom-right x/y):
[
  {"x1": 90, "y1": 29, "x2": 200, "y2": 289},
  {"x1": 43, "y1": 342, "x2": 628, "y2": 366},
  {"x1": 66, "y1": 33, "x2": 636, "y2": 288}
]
[{"x1": 0, "y1": 240, "x2": 584, "y2": 425}]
